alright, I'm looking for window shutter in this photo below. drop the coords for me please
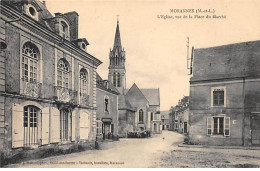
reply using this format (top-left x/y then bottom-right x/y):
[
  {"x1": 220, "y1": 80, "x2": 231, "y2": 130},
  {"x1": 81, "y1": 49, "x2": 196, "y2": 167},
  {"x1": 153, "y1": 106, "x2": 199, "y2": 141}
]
[
  {"x1": 42, "y1": 107, "x2": 50, "y2": 145},
  {"x1": 50, "y1": 107, "x2": 60, "y2": 143},
  {"x1": 224, "y1": 117, "x2": 230, "y2": 136},
  {"x1": 79, "y1": 111, "x2": 89, "y2": 140},
  {"x1": 72, "y1": 109, "x2": 77, "y2": 141},
  {"x1": 12, "y1": 103, "x2": 24, "y2": 148},
  {"x1": 207, "y1": 117, "x2": 212, "y2": 135}
]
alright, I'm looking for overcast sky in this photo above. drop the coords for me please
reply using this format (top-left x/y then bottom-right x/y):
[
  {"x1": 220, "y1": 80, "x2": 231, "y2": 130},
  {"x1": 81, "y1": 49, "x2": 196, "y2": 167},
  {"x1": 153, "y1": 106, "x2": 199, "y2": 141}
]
[{"x1": 46, "y1": 0, "x2": 260, "y2": 110}]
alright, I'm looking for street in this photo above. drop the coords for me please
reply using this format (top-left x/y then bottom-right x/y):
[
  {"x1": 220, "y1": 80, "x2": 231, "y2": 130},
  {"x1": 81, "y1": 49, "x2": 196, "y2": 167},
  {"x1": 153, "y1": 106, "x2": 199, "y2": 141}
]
[{"x1": 6, "y1": 131, "x2": 260, "y2": 168}]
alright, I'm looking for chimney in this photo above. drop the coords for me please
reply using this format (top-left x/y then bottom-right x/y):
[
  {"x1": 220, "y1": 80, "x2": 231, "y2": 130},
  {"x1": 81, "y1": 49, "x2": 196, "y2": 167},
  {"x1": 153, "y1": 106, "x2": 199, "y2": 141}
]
[
  {"x1": 42, "y1": 1, "x2": 46, "y2": 7},
  {"x1": 64, "y1": 11, "x2": 79, "y2": 41}
]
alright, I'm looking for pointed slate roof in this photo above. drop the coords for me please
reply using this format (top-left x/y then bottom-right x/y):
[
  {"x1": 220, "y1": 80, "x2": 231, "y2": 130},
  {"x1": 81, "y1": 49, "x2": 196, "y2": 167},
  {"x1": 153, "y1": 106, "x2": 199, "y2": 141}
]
[
  {"x1": 140, "y1": 89, "x2": 160, "y2": 106},
  {"x1": 113, "y1": 20, "x2": 122, "y2": 52},
  {"x1": 124, "y1": 86, "x2": 160, "y2": 106},
  {"x1": 126, "y1": 83, "x2": 149, "y2": 103}
]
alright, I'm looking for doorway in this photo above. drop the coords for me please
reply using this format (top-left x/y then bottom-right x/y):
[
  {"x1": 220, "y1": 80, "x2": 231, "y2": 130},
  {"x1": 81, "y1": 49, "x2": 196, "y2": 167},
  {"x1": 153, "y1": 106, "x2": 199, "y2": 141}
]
[
  {"x1": 184, "y1": 122, "x2": 188, "y2": 133},
  {"x1": 251, "y1": 114, "x2": 260, "y2": 145},
  {"x1": 24, "y1": 106, "x2": 39, "y2": 146}
]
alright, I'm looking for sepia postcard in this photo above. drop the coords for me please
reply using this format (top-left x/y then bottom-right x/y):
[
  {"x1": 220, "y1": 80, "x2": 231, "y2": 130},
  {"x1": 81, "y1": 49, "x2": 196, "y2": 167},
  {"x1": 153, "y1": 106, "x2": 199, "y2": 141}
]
[{"x1": 0, "y1": 0, "x2": 260, "y2": 168}]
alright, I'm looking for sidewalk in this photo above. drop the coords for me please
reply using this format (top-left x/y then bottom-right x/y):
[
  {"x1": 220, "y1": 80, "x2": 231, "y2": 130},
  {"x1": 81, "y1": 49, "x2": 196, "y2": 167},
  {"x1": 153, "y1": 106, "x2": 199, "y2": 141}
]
[{"x1": 178, "y1": 143, "x2": 260, "y2": 150}]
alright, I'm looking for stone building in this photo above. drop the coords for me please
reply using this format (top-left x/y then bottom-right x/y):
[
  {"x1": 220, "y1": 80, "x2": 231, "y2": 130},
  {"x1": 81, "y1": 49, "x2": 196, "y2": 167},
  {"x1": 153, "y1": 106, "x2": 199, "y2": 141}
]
[
  {"x1": 189, "y1": 40, "x2": 260, "y2": 146},
  {"x1": 96, "y1": 73, "x2": 120, "y2": 140},
  {"x1": 170, "y1": 96, "x2": 189, "y2": 133},
  {"x1": 125, "y1": 85, "x2": 161, "y2": 134},
  {"x1": 168, "y1": 107, "x2": 175, "y2": 131},
  {"x1": 0, "y1": 0, "x2": 102, "y2": 151},
  {"x1": 161, "y1": 111, "x2": 170, "y2": 130}
]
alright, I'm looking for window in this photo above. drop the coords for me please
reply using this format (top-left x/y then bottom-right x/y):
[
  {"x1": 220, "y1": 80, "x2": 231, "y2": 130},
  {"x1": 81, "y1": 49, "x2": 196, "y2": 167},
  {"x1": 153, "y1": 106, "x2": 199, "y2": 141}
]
[
  {"x1": 29, "y1": 7, "x2": 36, "y2": 16},
  {"x1": 139, "y1": 109, "x2": 144, "y2": 122},
  {"x1": 22, "y1": 43, "x2": 39, "y2": 83},
  {"x1": 151, "y1": 112, "x2": 153, "y2": 121},
  {"x1": 213, "y1": 117, "x2": 224, "y2": 134},
  {"x1": 57, "y1": 59, "x2": 70, "y2": 88},
  {"x1": 207, "y1": 116, "x2": 230, "y2": 136},
  {"x1": 60, "y1": 109, "x2": 70, "y2": 141},
  {"x1": 26, "y1": 4, "x2": 38, "y2": 20},
  {"x1": 211, "y1": 87, "x2": 226, "y2": 107},
  {"x1": 113, "y1": 72, "x2": 117, "y2": 87},
  {"x1": 105, "y1": 97, "x2": 109, "y2": 112},
  {"x1": 81, "y1": 43, "x2": 86, "y2": 50},
  {"x1": 96, "y1": 120, "x2": 102, "y2": 134},
  {"x1": 80, "y1": 68, "x2": 88, "y2": 94},
  {"x1": 60, "y1": 21, "x2": 69, "y2": 39},
  {"x1": 213, "y1": 90, "x2": 224, "y2": 106},
  {"x1": 23, "y1": 106, "x2": 38, "y2": 146},
  {"x1": 115, "y1": 55, "x2": 118, "y2": 65},
  {"x1": 117, "y1": 72, "x2": 121, "y2": 87}
]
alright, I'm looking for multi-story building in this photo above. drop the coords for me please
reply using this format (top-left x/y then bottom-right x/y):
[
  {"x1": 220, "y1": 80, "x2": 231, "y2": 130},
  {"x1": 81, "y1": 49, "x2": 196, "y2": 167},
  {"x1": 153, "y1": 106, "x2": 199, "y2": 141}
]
[
  {"x1": 189, "y1": 40, "x2": 260, "y2": 146},
  {"x1": 168, "y1": 107, "x2": 175, "y2": 131},
  {"x1": 173, "y1": 96, "x2": 189, "y2": 133},
  {"x1": 0, "y1": 0, "x2": 102, "y2": 151},
  {"x1": 161, "y1": 111, "x2": 170, "y2": 130},
  {"x1": 96, "y1": 73, "x2": 120, "y2": 140}
]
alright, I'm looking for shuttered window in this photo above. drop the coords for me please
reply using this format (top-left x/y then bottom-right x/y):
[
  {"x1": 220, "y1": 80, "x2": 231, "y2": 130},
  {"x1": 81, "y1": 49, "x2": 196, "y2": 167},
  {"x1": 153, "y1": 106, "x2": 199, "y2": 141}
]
[
  {"x1": 96, "y1": 120, "x2": 102, "y2": 134},
  {"x1": 207, "y1": 116, "x2": 230, "y2": 136},
  {"x1": 80, "y1": 111, "x2": 89, "y2": 140},
  {"x1": 224, "y1": 117, "x2": 230, "y2": 136}
]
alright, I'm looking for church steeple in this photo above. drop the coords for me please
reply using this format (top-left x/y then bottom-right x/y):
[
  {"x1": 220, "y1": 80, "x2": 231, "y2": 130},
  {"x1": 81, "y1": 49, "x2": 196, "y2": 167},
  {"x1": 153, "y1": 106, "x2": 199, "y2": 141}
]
[
  {"x1": 108, "y1": 19, "x2": 126, "y2": 94},
  {"x1": 109, "y1": 19, "x2": 125, "y2": 68},
  {"x1": 113, "y1": 19, "x2": 122, "y2": 52}
]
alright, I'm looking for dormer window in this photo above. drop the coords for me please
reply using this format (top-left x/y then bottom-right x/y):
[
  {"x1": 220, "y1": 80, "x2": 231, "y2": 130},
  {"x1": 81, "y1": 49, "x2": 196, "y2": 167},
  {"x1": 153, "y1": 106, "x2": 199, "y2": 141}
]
[
  {"x1": 25, "y1": 4, "x2": 39, "y2": 21},
  {"x1": 81, "y1": 43, "x2": 86, "y2": 50},
  {"x1": 60, "y1": 21, "x2": 69, "y2": 40},
  {"x1": 29, "y1": 7, "x2": 36, "y2": 16}
]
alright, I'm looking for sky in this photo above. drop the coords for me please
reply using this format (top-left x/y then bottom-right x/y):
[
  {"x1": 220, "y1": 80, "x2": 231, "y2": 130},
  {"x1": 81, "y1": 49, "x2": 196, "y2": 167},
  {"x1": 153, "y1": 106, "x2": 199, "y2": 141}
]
[{"x1": 45, "y1": 0, "x2": 260, "y2": 111}]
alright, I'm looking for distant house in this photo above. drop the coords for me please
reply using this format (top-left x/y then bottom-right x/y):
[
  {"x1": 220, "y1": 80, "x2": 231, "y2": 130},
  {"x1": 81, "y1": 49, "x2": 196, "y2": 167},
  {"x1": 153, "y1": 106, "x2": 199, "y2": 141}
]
[
  {"x1": 160, "y1": 111, "x2": 170, "y2": 130},
  {"x1": 172, "y1": 97, "x2": 189, "y2": 134},
  {"x1": 189, "y1": 40, "x2": 260, "y2": 146},
  {"x1": 168, "y1": 108, "x2": 175, "y2": 131}
]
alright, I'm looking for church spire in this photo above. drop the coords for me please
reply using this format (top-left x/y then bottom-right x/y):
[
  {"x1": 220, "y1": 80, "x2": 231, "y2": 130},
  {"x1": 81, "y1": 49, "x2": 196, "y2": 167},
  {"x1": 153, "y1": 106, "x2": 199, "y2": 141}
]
[
  {"x1": 108, "y1": 19, "x2": 126, "y2": 94},
  {"x1": 113, "y1": 19, "x2": 122, "y2": 51}
]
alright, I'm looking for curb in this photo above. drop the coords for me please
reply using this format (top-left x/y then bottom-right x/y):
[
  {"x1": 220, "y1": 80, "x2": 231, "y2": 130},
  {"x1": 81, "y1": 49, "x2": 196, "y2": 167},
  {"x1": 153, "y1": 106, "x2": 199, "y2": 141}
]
[{"x1": 178, "y1": 143, "x2": 260, "y2": 150}]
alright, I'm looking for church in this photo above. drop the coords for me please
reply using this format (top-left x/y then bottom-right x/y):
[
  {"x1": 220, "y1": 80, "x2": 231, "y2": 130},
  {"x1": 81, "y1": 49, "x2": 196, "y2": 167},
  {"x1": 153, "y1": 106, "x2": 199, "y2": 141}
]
[{"x1": 97, "y1": 20, "x2": 162, "y2": 138}]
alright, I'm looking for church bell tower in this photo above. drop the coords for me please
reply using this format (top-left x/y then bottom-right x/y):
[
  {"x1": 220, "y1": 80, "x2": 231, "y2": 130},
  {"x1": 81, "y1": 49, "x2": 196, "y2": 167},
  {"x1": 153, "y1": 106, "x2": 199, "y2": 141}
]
[{"x1": 108, "y1": 19, "x2": 126, "y2": 94}]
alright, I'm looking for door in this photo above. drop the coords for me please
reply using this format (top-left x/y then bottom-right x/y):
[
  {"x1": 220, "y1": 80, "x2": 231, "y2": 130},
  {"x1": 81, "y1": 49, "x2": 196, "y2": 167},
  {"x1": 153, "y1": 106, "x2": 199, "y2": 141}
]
[
  {"x1": 251, "y1": 114, "x2": 260, "y2": 145},
  {"x1": 24, "y1": 106, "x2": 38, "y2": 146},
  {"x1": 154, "y1": 123, "x2": 157, "y2": 132},
  {"x1": 184, "y1": 122, "x2": 188, "y2": 133},
  {"x1": 104, "y1": 124, "x2": 111, "y2": 139}
]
